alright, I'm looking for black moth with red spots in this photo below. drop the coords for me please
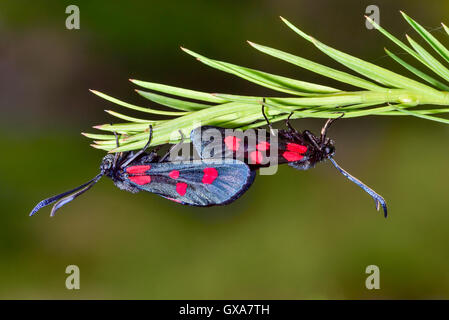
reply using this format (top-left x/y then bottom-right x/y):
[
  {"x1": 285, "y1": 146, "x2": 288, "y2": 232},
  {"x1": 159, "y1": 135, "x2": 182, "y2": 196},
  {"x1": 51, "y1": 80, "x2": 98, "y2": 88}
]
[
  {"x1": 191, "y1": 113, "x2": 387, "y2": 217},
  {"x1": 29, "y1": 128, "x2": 255, "y2": 217},
  {"x1": 190, "y1": 125, "x2": 333, "y2": 171},
  {"x1": 118, "y1": 158, "x2": 255, "y2": 206}
]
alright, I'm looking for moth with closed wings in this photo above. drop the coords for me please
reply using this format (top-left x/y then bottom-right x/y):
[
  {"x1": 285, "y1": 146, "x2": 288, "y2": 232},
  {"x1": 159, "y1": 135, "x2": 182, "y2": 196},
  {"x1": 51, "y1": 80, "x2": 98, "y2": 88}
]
[
  {"x1": 30, "y1": 126, "x2": 256, "y2": 216},
  {"x1": 190, "y1": 99, "x2": 387, "y2": 217}
]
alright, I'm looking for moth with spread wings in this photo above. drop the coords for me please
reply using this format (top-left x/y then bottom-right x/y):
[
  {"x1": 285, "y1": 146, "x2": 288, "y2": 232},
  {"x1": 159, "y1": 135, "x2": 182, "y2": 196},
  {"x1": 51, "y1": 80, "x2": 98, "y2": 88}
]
[
  {"x1": 191, "y1": 101, "x2": 387, "y2": 217},
  {"x1": 30, "y1": 126, "x2": 255, "y2": 217}
]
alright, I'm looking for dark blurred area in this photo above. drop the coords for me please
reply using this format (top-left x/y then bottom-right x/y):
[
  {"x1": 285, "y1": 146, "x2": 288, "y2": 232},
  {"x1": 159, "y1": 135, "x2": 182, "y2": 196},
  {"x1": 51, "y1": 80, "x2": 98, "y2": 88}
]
[{"x1": 1, "y1": 0, "x2": 449, "y2": 299}]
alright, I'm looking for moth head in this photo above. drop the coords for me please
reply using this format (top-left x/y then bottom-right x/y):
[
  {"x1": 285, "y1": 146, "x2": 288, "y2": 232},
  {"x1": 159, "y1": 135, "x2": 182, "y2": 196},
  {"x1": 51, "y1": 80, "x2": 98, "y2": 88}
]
[{"x1": 101, "y1": 154, "x2": 116, "y2": 173}]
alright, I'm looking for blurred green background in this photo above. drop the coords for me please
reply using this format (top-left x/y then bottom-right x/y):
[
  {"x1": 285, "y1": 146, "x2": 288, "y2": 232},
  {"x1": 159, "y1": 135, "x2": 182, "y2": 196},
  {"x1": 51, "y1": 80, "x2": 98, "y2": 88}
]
[{"x1": 1, "y1": 0, "x2": 449, "y2": 299}]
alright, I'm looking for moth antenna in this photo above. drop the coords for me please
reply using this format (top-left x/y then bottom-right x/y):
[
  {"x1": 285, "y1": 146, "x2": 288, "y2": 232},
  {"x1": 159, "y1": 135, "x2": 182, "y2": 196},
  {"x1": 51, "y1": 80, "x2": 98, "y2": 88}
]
[
  {"x1": 329, "y1": 158, "x2": 387, "y2": 217},
  {"x1": 29, "y1": 173, "x2": 103, "y2": 217},
  {"x1": 49, "y1": 174, "x2": 103, "y2": 217}
]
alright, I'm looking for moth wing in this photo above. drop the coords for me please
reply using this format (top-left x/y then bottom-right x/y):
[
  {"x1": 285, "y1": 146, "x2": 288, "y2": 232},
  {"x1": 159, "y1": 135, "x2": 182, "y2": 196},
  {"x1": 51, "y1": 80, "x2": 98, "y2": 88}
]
[
  {"x1": 191, "y1": 126, "x2": 311, "y2": 169},
  {"x1": 125, "y1": 159, "x2": 255, "y2": 206},
  {"x1": 191, "y1": 126, "x2": 272, "y2": 167},
  {"x1": 191, "y1": 126, "x2": 231, "y2": 159},
  {"x1": 276, "y1": 131, "x2": 311, "y2": 168}
]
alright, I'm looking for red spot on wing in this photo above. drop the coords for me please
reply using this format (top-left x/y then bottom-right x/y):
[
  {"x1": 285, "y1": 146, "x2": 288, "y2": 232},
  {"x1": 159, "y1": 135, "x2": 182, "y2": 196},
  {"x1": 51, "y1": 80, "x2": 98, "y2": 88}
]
[
  {"x1": 224, "y1": 136, "x2": 241, "y2": 151},
  {"x1": 202, "y1": 167, "x2": 218, "y2": 184},
  {"x1": 286, "y1": 143, "x2": 307, "y2": 154},
  {"x1": 169, "y1": 170, "x2": 180, "y2": 179},
  {"x1": 126, "y1": 165, "x2": 151, "y2": 174},
  {"x1": 256, "y1": 141, "x2": 270, "y2": 151},
  {"x1": 283, "y1": 151, "x2": 304, "y2": 162},
  {"x1": 129, "y1": 175, "x2": 151, "y2": 185},
  {"x1": 249, "y1": 150, "x2": 263, "y2": 164},
  {"x1": 176, "y1": 182, "x2": 188, "y2": 196}
]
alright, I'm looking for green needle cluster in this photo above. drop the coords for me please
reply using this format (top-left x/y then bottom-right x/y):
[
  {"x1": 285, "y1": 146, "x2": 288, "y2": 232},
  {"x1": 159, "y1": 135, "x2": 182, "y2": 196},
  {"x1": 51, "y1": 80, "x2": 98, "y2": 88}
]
[{"x1": 84, "y1": 12, "x2": 449, "y2": 153}]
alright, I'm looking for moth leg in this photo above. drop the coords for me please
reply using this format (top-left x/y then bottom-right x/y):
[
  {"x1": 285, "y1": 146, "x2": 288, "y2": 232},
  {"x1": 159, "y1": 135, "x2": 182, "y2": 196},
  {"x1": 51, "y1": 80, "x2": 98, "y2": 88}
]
[
  {"x1": 261, "y1": 98, "x2": 275, "y2": 136},
  {"x1": 320, "y1": 113, "x2": 344, "y2": 145},
  {"x1": 113, "y1": 131, "x2": 120, "y2": 147},
  {"x1": 304, "y1": 130, "x2": 321, "y2": 150},
  {"x1": 285, "y1": 112, "x2": 296, "y2": 132},
  {"x1": 120, "y1": 125, "x2": 153, "y2": 168},
  {"x1": 112, "y1": 130, "x2": 121, "y2": 167},
  {"x1": 159, "y1": 130, "x2": 184, "y2": 162}
]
